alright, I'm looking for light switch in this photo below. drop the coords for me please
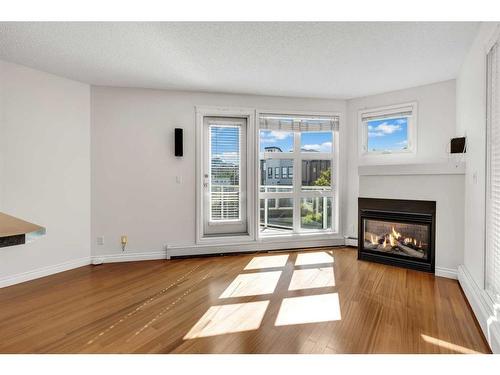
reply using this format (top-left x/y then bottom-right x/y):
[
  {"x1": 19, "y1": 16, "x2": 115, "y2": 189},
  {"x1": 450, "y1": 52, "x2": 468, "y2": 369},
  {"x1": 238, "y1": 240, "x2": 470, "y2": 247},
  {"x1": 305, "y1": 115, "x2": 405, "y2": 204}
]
[{"x1": 97, "y1": 236, "x2": 104, "y2": 245}]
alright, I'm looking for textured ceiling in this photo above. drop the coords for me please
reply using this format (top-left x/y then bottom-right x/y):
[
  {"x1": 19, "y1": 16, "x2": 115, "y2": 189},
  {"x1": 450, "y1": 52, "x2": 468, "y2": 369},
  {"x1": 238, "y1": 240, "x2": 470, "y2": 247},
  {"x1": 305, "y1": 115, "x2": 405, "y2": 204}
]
[{"x1": 0, "y1": 22, "x2": 479, "y2": 99}]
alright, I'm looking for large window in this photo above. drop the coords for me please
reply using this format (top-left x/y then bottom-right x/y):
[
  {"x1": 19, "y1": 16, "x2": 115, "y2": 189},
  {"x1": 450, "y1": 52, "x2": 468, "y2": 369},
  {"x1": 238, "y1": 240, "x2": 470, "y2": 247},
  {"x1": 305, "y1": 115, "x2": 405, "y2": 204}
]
[
  {"x1": 359, "y1": 102, "x2": 417, "y2": 155},
  {"x1": 259, "y1": 113, "x2": 339, "y2": 235},
  {"x1": 486, "y1": 41, "x2": 500, "y2": 303}
]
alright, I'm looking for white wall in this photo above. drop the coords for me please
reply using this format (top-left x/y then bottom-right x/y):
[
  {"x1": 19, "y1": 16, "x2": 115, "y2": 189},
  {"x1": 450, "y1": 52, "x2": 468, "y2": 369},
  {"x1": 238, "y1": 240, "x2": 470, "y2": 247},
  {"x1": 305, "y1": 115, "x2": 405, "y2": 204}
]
[
  {"x1": 91, "y1": 86, "x2": 346, "y2": 258},
  {"x1": 345, "y1": 80, "x2": 457, "y2": 238},
  {"x1": 0, "y1": 60, "x2": 91, "y2": 287}
]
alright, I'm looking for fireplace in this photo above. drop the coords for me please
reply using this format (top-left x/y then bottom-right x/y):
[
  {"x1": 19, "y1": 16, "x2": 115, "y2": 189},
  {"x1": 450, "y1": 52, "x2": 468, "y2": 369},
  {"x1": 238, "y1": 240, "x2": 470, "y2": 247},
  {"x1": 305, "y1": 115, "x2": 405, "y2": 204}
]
[{"x1": 358, "y1": 198, "x2": 435, "y2": 273}]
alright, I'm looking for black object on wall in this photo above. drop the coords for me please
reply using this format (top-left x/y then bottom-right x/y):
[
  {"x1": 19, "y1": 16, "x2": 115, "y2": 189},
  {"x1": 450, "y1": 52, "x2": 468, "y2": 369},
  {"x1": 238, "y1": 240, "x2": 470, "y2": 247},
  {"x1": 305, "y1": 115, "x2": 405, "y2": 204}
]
[
  {"x1": 174, "y1": 128, "x2": 183, "y2": 157},
  {"x1": 450, "y1": 137, "x2": 466, "y2": 154}
]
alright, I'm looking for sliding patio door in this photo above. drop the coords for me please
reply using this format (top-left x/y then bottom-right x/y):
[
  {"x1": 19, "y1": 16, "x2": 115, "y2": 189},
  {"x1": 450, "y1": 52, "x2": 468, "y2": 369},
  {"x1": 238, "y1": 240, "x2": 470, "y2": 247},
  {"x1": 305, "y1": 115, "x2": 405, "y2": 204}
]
[{"x1": 202, "y1": 117, "x2": 248, "y2": 236}]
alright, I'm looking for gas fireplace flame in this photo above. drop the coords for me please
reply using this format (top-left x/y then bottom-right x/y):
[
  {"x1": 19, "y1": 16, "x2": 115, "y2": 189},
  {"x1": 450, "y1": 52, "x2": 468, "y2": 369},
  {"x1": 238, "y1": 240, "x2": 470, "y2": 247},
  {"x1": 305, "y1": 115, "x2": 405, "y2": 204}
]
[
  {"x1": 382, "y1": 238, "x2": 387, "y2": 248},
  {"x1": 389, "y1": 234, "x2": 396, "y2": 247},
  {"x1": 391, "y1": 227, "x2": 401, "y2": 239},
  {"x1": 370, "y1": 234, "x2": 378, "y2": 245}
]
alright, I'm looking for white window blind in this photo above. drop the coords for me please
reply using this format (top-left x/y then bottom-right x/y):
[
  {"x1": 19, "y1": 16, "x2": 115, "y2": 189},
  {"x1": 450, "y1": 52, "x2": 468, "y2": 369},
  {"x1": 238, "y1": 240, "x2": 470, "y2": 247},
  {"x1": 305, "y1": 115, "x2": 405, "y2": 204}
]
[
  {"x1": 360, "y1": 105, "x2": 414, "y2": 122},
  {"x1": 259, "y1": 114, "x2": 339, "y2": 131},
  {"x1": 486, "y1": 42, "x2": 500, "y2": 302},
  {"x1": 209, "y1": 125, "x2": 240, "y2": 221}
]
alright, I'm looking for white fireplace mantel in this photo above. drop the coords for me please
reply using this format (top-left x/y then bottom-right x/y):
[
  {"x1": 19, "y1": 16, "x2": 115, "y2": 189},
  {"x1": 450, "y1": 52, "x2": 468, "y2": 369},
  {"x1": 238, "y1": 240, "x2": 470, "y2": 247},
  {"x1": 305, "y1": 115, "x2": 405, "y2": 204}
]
[{"x1": 358, "y1": 162, "x2": 465, "y2": 176}]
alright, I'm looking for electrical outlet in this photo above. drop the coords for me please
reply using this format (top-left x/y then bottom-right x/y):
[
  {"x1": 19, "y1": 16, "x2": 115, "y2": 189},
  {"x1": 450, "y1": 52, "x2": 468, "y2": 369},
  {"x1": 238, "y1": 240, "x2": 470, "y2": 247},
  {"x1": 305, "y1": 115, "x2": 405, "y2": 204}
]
[{"x1": 97, "y1": 236, "x2": 104, "y2": 245}]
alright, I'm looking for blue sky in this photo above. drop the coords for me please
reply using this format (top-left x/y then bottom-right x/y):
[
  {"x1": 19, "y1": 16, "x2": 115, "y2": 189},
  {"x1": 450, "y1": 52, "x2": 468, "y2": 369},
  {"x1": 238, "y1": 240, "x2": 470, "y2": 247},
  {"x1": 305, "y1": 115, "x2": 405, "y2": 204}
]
[
  {"x1": 260, "y1": 130, "x2": 333, "y2": 152},
  {"x1": 367, "y1": 117, "x2": 408, "y2": 151}
]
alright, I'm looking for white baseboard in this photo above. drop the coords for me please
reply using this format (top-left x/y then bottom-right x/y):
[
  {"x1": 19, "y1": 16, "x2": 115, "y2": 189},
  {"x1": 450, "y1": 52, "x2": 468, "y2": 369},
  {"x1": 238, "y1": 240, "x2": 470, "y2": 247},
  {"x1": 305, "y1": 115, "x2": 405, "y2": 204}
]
[
  {"x1": 91, "y1": 250, "x2": 167, "y2": 264},
  {"x1": 458, "y1": 265, "x2": 499, "y2": 353},
  {"x1": 0, "y1": 256, "x2": 91, "y2": 289},
  {"x1": 345, "y1": 237, "x2": 358, "y2": 247},
  {"x1": 435, "y1": 266, "x2": 458, "y2": 280},
  {"x1": 167, "y1": 237, "x2": 346, "y2": 258}
]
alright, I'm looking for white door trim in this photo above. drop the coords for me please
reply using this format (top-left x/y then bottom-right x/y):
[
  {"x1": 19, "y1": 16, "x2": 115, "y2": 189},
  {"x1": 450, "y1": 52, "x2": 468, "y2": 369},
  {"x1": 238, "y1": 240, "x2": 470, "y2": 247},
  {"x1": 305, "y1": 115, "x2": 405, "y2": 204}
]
[{"x1": 195, "y1": 106, "x2": 256, "y2": 244}]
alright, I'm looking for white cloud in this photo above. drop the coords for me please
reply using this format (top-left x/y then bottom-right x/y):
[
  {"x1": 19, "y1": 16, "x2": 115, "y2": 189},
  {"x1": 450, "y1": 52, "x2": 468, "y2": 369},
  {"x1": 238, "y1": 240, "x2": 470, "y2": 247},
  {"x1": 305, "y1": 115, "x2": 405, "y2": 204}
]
[
  {"x1": 260, "y1": 136, "x2": 277, "y2": 143},
  {"x1": 374, "y1": 122, "x2": 401, "y2": 134},
  {"x1": 302, "y1": 144, "x2": 321, "y2": 151},
  {"x1": 367, "y1": 122, "x2": 402, "y2": 137},
  {"x1": 270, "y1": 130, "x2": 292, "y2": 140},
  {"x1": 302, "y1": 141, "x2": 332, "y2": 152},
  {"x1": 260, "y1": 130, "x2": 292, "y2": 144}
]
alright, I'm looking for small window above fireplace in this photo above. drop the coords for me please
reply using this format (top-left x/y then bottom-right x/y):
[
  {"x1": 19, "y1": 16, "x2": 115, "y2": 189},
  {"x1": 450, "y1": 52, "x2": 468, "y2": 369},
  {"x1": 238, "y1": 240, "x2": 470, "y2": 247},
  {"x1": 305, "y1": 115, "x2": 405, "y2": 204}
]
[{"x1": 359, "y1": 102, "x2": 417, "y2": 156}]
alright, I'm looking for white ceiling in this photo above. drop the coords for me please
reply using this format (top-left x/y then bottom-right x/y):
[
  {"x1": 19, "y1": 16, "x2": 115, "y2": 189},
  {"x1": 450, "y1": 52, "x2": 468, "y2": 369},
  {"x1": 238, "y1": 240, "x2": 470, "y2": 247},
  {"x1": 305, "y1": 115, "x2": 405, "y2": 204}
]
[{"x1": 0, "y1": 22, "x2": 479, "y2": 99}]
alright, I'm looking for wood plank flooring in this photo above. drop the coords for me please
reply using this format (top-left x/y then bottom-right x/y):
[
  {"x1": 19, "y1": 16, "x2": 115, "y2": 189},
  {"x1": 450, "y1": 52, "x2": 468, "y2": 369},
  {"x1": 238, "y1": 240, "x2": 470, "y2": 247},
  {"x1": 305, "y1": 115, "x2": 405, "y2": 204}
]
[{"x1": 0, "y1": 247, "x2": 491, "y2": 353}]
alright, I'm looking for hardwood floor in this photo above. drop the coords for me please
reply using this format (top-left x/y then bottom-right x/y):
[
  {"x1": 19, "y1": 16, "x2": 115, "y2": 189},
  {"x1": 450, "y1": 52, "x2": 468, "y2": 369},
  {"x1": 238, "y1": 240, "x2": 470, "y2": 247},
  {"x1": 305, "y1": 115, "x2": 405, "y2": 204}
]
[{"x1": 0, "y1": 247, "x2": 491, "y2": 353}]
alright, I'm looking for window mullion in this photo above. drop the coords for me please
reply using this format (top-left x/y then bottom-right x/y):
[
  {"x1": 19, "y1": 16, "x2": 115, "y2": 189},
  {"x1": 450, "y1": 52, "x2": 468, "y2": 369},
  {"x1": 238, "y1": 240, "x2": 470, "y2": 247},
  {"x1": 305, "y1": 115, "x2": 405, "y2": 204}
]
[{"x1": 293, "y1": 130, "x2": 301, "y2": 233}]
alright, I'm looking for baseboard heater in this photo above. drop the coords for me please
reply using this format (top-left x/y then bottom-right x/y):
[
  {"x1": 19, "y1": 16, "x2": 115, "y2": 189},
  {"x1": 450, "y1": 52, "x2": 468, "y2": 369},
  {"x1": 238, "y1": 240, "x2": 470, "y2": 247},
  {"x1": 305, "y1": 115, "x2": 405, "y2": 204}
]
[{"x1": 169, "y1": 244, "x2": 346, "y2": 260}]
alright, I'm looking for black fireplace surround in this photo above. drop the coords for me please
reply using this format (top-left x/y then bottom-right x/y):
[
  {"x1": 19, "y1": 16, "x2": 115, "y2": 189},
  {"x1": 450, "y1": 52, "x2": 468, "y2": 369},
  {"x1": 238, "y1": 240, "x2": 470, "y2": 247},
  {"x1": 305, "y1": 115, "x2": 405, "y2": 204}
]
[{"x1": 358, "y1": 198, "x2": 436, "y2": 273}]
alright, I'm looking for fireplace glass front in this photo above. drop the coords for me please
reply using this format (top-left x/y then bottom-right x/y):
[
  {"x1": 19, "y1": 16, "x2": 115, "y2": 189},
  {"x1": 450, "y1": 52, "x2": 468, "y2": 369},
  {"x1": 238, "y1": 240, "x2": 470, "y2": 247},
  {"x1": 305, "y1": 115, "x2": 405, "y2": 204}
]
[{"x1": 362, "y1": 219, "x2": 430, "y2": 261}]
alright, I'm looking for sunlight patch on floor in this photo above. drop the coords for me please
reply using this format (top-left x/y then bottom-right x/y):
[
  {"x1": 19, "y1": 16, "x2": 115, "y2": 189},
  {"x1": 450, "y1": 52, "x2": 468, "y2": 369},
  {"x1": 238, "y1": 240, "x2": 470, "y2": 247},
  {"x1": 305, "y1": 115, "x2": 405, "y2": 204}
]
[
  {"x1": 275, "y1": 293, "x2": 341, "y2": 326},
  {"x1": 288, "y1": 267, "x2": 335, "y2": 291},
  {"x1": 295, "y1": 251, "x2": 334, "y2": 266},
  {"x1": 420, "y1": 334, "x2": 481, "y2": 354},
  {"x1": 184, "y1": 301, "x2": 269, "y2": 339},
  {"x1": 219, "y1": 271, "x2": 282, "y2": 298},
  {"x1": 244, "y1": 254, "x2": 289, "y2": 270}
]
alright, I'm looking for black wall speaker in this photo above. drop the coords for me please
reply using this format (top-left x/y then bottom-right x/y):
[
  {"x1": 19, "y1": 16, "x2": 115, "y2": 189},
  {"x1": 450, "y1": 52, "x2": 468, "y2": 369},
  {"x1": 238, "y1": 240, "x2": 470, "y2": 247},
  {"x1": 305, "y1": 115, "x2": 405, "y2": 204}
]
[
  {"x1": 174, "y1": 128, "x2": 183, "y2": 157},
  {"x1": 450, "y1": 137, "x2": 466, "y2": 154}
]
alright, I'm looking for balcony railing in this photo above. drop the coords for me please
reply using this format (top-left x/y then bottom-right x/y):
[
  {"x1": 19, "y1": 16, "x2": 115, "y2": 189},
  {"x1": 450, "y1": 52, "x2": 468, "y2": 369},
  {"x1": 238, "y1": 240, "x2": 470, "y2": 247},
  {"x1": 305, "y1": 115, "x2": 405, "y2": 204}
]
[
  {"x1": 259, "y1": 185, "x2": 330, "y2": 193},
  {"x1": 210, "y1": 185, "x2": 240, "y2": 221}
]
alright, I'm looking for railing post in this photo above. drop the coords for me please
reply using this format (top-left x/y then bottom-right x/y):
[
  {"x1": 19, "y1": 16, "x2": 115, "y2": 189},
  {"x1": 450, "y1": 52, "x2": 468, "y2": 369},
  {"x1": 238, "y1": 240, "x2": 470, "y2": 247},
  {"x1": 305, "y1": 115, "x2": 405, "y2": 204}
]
[
  {"x1": 264, "y1": 197, "x2": 268, "y2": 228},
  {"x1": 323, "y1": 196, "x2": 327, "y2": 229}
]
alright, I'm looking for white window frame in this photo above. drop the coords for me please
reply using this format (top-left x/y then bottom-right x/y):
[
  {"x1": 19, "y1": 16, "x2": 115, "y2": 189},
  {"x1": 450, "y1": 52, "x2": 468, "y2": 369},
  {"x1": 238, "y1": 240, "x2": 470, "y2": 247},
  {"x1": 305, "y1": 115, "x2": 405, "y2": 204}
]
[
  {"x1": 257, "y1": 110, "x2": 340, "y2": 238},
  {"x1": 208, "y1": 122, "x2": 242, "y2": 223},
  {"x1": 195, "y1": 106, "x2": 256, "y2": 245},
  {"x1": 358, "y1": 102, "x2": 418, "y2": 157}
]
